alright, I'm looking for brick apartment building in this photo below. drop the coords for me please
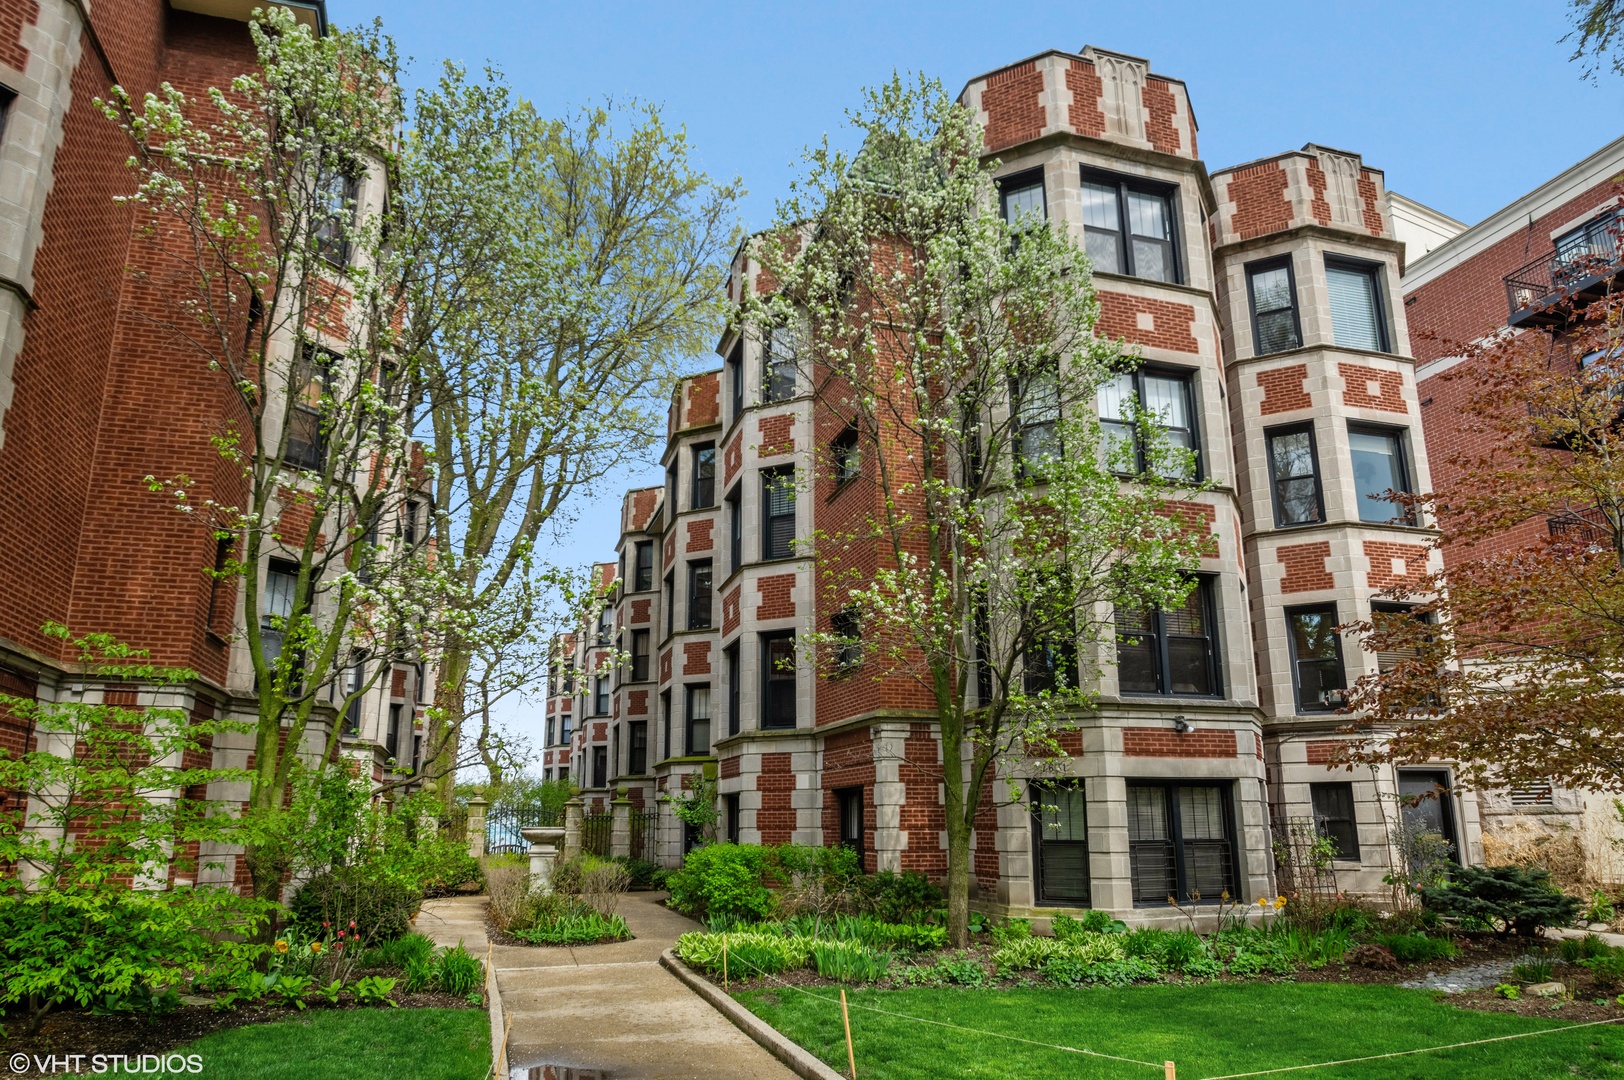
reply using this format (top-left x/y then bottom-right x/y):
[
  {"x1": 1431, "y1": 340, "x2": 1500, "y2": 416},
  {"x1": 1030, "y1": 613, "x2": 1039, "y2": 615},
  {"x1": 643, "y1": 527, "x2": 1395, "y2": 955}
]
[
  {"x1": 0, "y1": 0, "x2": 429, "y2": 892},
  {"x1": 546, "y1": 44, "x2": 1503, "y2": 921},
  {"x1": 1401, "y1": 134, "x2": 1624, "y2": 883}
]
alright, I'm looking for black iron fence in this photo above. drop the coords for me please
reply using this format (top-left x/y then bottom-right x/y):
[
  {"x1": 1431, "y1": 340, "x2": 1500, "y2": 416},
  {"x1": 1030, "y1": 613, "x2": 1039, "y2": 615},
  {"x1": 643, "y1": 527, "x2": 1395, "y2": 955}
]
[
  {"x1": 582, "y1": 812, "x2": 612, "y2": 858},
  {"x1": 485, "y1": 805, "x2": 561, "y2": 856},
  {"x1": 1504, "y1": 212, "x2": 1624, "y2": 321},
  {"x1": 629, "y1": 809, "x2": 658, "y2": 862}
]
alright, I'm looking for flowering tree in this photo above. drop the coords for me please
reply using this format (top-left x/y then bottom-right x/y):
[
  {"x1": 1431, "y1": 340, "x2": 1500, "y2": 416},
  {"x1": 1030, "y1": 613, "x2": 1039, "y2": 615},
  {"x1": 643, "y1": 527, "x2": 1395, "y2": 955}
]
[
  {"x1": 746, "y1": 76, "x2": 1211, "y2": 946},
  {"x1": 1339, "y1": 296, "x2": 1624, "y2": 792}
]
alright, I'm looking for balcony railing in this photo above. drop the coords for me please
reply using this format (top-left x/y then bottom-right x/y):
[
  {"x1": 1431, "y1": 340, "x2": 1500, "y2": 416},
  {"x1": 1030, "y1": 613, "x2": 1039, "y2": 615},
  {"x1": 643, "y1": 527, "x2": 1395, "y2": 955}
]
[
  {"x1": 1505, "y1": 215, "x2": 1624, "y2": 327},
  {"x1": 1547, "y1": 504, "x2": 1613, "y2": 544}
]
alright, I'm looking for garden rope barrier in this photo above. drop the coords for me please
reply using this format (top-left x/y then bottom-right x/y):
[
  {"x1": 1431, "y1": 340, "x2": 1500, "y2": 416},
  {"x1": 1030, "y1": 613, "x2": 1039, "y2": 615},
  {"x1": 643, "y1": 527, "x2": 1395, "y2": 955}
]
[{"x1": 1196, "y1": 1015, "x2": 1624, "y2": 1079}]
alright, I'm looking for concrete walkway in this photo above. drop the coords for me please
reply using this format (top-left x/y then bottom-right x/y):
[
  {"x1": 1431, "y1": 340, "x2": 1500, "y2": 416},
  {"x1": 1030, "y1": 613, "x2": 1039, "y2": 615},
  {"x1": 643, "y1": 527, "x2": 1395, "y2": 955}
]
[{"x1": 417, "y1": 891, "x2": 797, "y2": 1080}]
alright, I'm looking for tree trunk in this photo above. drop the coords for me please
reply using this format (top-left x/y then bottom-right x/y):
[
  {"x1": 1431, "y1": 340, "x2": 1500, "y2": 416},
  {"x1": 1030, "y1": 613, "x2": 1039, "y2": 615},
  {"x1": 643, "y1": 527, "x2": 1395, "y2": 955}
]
[
  {"x1": 939, "y1": 711, "x2": 972, "y2": 948},
  {"x1": 429, "y1": 640, "x2": 472, "y2": 809}
]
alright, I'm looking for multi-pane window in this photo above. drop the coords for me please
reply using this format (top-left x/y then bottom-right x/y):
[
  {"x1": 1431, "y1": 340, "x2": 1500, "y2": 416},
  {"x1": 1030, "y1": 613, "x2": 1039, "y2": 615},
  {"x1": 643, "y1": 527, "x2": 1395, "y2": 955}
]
[
  {"x1": 832, "y1": 425, "x2": 860, "y2": 485},
  {"x1": 685, "y1": 685, "x2": 711, "y2": 756},
  {"x1": 762, "y1": 467, "x2": 795, "y2": 559},
  {"x1": 261, "y1": 559, "x2": 301, "y2": 669},
  {"x1": 634, "y1": 541, "x2": 654, "y2": 592},
  {"x1": 594, "y1": 675, "x2": 609, "y2": 715},
  {"x1": 762, "y1": 632, "x2": 796, "y2": 729},
  {"x1": 1098, "y1": 368, "x2": 1198, "y2": 478},
  {"x1": 1348, "y1": 426, "x2": 1411, "y2": 524},
  {"x1": 284, "y1": 345, "x2": 330, "y2": 471},
  {"x1": 687, "y1": 560, "x2": 713, "y2": 630},
  {"x1": 1115, "y1": 578, "x2": 1219, "y2": 696},
  {"x1": 1081, "y1": 170, "x2": 1179, "y2": 283},
  {"x1": 727, "y1": 488, "x2": 742, "y2": 572},
  {"x1": 1247, "y1": 258, "x2": 1301, "y2": 355},
  {"x1": 545, "y1": 716, "x2": 556, "y2": 747},
  {"x1": 728, "y1": 339, "x2": 744, "y2": 419},
  {"x1": 630, "y1": 629, "x2": 651, "y2": 682},
  {"x1": 1127, "y1": 782, "x2": 1237, "y2": 903},
  {"x1": 1325, "y1": 258, "x2": 1388, "y2": 352},
  {"x1": 1013, "y1": 369, "x2": 1060, "y2": 477},
  {"x1": 831, "y1": 607, "x2": 862, "y2": 671},
  {"x1": 1310, "y1": 782, "x2": 1359, "y2": 860},
  {"x1": 1266, "y1": 424, "x2": 1323, "y2": 527},
  {"x1": 314, "y1": 168, "x2": 359, "y2": 266},
  {"x1": 692, "y1": 444, "x2": 716, "y2": 509},
  {"x1": 628, "y1": 720, "x2": 648, "y2": 775},
  {"x1": 596, "y1": 607, "x2": 613, "y2": 645},
  {"x1": 764, "y1": 325, "x2": 797, "y2": 403},
  {"x1": 999, "y1": 169, "x2": 1046, "y2": 229},
  {"x1": 1031, "y1": 781, "x2": 1090, "y2": 906},
  {"x1": 1287, "y1": 605, "x2": 1346, "y2": 712}
]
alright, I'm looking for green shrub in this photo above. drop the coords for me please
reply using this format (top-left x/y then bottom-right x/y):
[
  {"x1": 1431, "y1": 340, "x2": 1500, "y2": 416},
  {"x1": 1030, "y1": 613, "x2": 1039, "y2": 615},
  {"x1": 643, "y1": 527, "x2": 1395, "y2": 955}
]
[
  {"x1": 852, "y1": 870, "x2": 942, "y2": 923},
  {"x1": 1582, "y1": 949, "x2": 1624, "y2": 986},
  {"x1": 289, "y1": 867, "x2": 422, "y2": 943},
  {"x1": 673, "y1": 931, "x2": 810, "y2": 977},
  {"x1": 613, "y1": 857, "x2": 667, "y2": 890},
  {"x1": 1512, "y1": 956, "x2": 1555, "y2": 983},
  {"x1": 510, "y1": 896, "x2": 631, "y2": 945},
  {"x1": 1162, "y1": 930, "x2": 1210, "y2": 973},
  {"x1": 405, "y1": 835, "x2": 482, "y2": 897},
  {"x1": 665, "y1": 844, "x2": 776, "y2": 922},
  {"x1": 367, "y1": 932, "x2": 436, "y2": 969},
  {"x1": 402, "y1": 954, "x2": 436, "y2": 993},
  {"x1": 1372, "y1": 933, "x2": 1456, "y2": 964},
  {"x1": 992, "y1": 936, "x2": 1064, "y2": 972},
  {"x1": 990, "y1": 918, "x2": 1032, "y2": 946},
  {"x1": 1559, "y1": 934, "x2": 1612, "y2": 963},
  {"x1": 1043, "y1": 954, "x2": 1160, "y2": 987},
  {"x1": 936, "y1": 954, "x2": 988, "y2": 986},
  {"x1": 351, "y1": 975, "x2": 397, "y2": 1007},
  {"x1": 799, "y1": 914, "x2": 946, "y2": 952},
  {"x1": 810, "y1": 940, "x2": 893, "y2": 982},
  {"x1": 1275, "y1": 927, "x2": 1351, "y2": 968},
  {"x1": 1122, "y1": 927, "x2": 1173, "y2": 964},
  {"x1": 1419, "y1": 865, "x2": 1581, "y2": 937},
  {"x1": 435, "y1": 944, "x2": 484, "y2": 997}
]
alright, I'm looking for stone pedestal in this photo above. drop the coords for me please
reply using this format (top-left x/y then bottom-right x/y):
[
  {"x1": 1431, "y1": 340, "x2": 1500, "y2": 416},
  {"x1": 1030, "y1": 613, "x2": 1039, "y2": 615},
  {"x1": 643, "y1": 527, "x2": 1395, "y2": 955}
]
[
  {"x1": 610, "y1": 788, "x2": 632, "y2": 859},
  {"x1": 464, "y1": 794, "x2": 488, "y2": 860},
  {"x1": 522, "y1": 826, "x2": 567, "y2": 894},
  {"x1": 563, "y1": 797, "x2": 584, "y2": 860}
]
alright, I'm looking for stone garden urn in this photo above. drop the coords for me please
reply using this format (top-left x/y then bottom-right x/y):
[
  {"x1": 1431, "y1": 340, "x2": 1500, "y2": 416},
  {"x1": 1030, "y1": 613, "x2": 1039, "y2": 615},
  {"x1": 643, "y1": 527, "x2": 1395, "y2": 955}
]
[{"x1": 521, "y1": 825, "x2": 567, "y2": 895}]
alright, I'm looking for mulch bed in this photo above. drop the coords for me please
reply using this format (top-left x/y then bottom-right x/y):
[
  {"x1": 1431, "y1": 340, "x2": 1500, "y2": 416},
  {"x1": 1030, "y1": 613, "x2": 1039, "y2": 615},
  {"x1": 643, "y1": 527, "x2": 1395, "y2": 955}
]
[{"x1": 0, "y1": 991, "x2": 478, "y2": 1077}]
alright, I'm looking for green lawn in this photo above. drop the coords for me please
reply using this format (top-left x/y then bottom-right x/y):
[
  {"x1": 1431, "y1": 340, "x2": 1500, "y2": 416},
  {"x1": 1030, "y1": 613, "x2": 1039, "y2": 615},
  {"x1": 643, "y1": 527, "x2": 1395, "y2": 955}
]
[
  {"x1": 157, "y1": 1007, "x2": 489, "y2": 1080},
  {"x1": 736, "y1": 982, "x2": 1624, "y2": 1080}
]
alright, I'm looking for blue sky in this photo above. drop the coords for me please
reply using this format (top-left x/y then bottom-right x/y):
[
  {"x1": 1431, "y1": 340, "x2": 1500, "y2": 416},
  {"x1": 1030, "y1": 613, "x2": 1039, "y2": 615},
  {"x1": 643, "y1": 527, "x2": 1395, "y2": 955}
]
[{"x1": 330, "y1": 0, "x2": 1623, "y2": 748}]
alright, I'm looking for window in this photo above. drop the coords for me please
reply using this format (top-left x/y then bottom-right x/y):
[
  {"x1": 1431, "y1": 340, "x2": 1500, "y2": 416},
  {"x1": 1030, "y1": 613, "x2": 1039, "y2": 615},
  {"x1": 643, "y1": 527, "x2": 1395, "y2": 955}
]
[
  {"x1": 1397, "y1": 769, "x2": 1459, "y2": 865},
  {"x1": 1348, "y1": 425, "x2": 1412, "y2": 524},
  {"x1": 1081, "y1": 169, "x2": 1179, "y2": 283},
  {"x1": 1287, "y1": 605, "x2": 1346, "y2": 711},
  {"x1": 727, "y1": 488, "x2": 742, "y2": 573},
  {"x1": 562, "y1": 665, "x2": 575, "y2": 694},
  {"x1": 401, "y1": 499, "x2": 423, "y2": 550},
  {"x1": 284, "y1": 345, "x2": 331, "y2": 471},
  {"x1": 1553, "y1": 209, "x2": 1624, "y2": 286},
  {"x1": 660, "y1": 689, "x2": 672, "y2": 760},
  {"x1": 631, "y1": 629, "x2": 651, "y2": 682},
  {"x1": 1098, "y1": 368, "x2": 1198, "y2": 478},
  {"x1": 634, "y1": 541, "x2": 654, "y2": 592},
  {"x1": 1310, "y1": 782, "x2": 1359, "y2": 861},
  {"x1": 0, "y1": 86, "x2": 15, "y2": 145},
  {"x1": 591, "y1": 745, "x2": 608, "y2": 789},
  {"x1": 727, "y1": 339, "x2": 744, "y2": 419},
  {"x1": 1013, "y1": 368, "x2": 1060, "y2": 477},
  {"x1": 725, "y1": 643, "x2": 741, "y2": 736},
  {"x1": 687, "y1": 560, "x2": 713, "y2": 629},
  {"x1": 999, "y1": 169, "x2": 1046, "y2": 247},
  {"x1": 546, "y1": 716, "x2": 556, "y2": 747},
  {"x1": 386, "y1": 703, "x2": 402, "y2": 760},
  {"x1": 1023, "y1": 628, "x2": 1076, "y2": 695},
  {"x1": 692, "y1": 444, "x2": 716, "y2": 509},
  {"x1": 832, "y1": 425, "x2": 860, "y2": 485},
  {"x1": 261, "y1": 559, "x2": 301, "y2": 670},
  {"x1": 764, "y1": 325, "x2": 797, "y2": 403},
  {"x1": 1127, "y1": 782, "x2": 1237, "y2": 903},
  {"x1": 724, "y1": 793, "x2": 741, "y2": 842},
  {"x1": 1247, "y1": 258, "x2": 1301, "y2": 355},
  {"x1": 1325, "y1": 258, "x2": 1388, "y2": 352},
  {"x1": 612, "y1": 725, "x2": 620, "y2": 781},
  {"x1": 560, "y1": 711, "x2": 572, "y2": 741},
  {"x1": 1265, "y1": 424, "x2": 1324, "y2": 527},
  {"x1": 593, "y1": 675, "x2": 609, "y2": 715},
  {"x1": 628, "y1": 720, "x2": 648, "y2": 775},
  {"x1": 1115, "y1": 578, "x2": 1220, "y2": 696},
  {"x1": 831, "y1": 607, "x2": 862, "y2": 671},
  {"x1": 314, "y1": 167, "x2": 359, "y2": 266},
  {"x1": 1031, "y1": 781, "x2": 1090, "y2": 906},
  {"x1": 762, "y1": 632, "x2": 796, "y2": 729},
  {"x1": 762, "y1": 468, "x2": 795, "y2": 560},
  {"x1": 836, "y1": 787, "x2": 865, "y2": 867},
  {"x1": 342, "y1": 657, "x2": 365, "y2": 736},
  {"x1": 666, "y1": 462, "x2": 678, "y2": 526},
  {"x1": 596, "y1": 607, "x2": 613, "y2": 645},
  {"x1": 663, "y1": 573, "x2": 674, "y2": 638},
  {"x1": 685, "y1": 685, "x2": 711, "y2": 756},
  {"x1": 207, "y1": 536, "x2": 233, "y2": 630}
]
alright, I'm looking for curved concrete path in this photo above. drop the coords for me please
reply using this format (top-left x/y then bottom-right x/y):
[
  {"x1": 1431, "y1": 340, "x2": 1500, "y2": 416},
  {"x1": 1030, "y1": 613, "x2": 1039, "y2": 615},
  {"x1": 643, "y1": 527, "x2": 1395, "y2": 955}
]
[{"x1": 417, "y1": 891, "x2": 797, "y2": 1080}]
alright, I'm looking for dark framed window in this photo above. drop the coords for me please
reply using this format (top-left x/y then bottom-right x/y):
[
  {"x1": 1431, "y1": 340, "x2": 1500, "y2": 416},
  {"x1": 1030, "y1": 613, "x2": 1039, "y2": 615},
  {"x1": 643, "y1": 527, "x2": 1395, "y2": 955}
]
[
  {"x1": 401, "y1": 499, "x2": 424, "y2": 550},
  {"x1": 562, "y1": 665, "x2": 575, "y2": 695},
  {"x1": 1098, "y1": 367, "x2": 1198, "y2": 479},
  {"x1": 663, "y1": 573, "x2": 674, "y2": 638},
  {"x1": 836, "y1": 787, "x2": 865, "y2": 867},
  {"x1": 832, "y1": 425, "x2": 861, "y2": 485},
  {"x1": 687, "y1": 560, "x2": 713, "y2": 629},
  {"x1": 1397, "y1": 769, "x2": 1459, "y2": 865},
  {"x1": 207, "y1": 535, "x2": 233, "y2": 629},
  {"x1": 386, "y1": 703, "x2": 402, "y2": 760},
  {"x1": 660, "y1": 689, "x2": 671, "y2": 760},
  {"x1": 762, "y1": 467, "x2": 796, "y2": 560},
  {"x1": 1287, "y1": 605, "x2": 1346, "y2": 712},
  {"x1": 612, "y1": 725, "x2": 620, "y2": 781},
  {"x1": 973, "y1": 595, "x2": 992, "y2": 707},
  {"x1": 342, "y1": 656, "x2": 365, "y2": 736},
  {"x1": 762, "y1": 632, "x2": 796, "y2": 729},
  {"x1": 1371, "y1": 601, "x2": 1430, "y2": 675},
  {"x1": 1325, "y1": 256, "x2": 1388, "y2": 352},
  {"x1": 591, "y1": 745, "x2": 608, "y2": 789},
  {"x1": 1126, "y1": 781, "x2": 1237, "y2": 904},
  {"x1": 596, "y1": 607, "x2": 613, "y2": 645},
  {"x1": 284, "y1": 344, "x2": 332, "y2": 471},
  {"x1": 666, "y1": 462, "x2": 678, "y2": 525},
  {"x1": 727, "y1": 487, "x2": 742, "y2": 572},
  {"x1": 314, "y1": 167, "x2": 359, "y2": 266},
  {"x1": 631, "y1": 629, "x2": 651, "y2": 682},
  {"x1": 1115, "y1": 577, "x2": 1220, "y2": 697},
  {"x1": 1013, "y1": 368, "x2": 1060, "y2": 478},
  {"x1": 831, "y1": 607, "x2": 862, "y2": 671},
  {"x1": 999, "y1": 168, "x2": 1046, "y2": 238},
  {"x1": 261, "y1": 558, "x2": 303, "y2": 671},
  {"x1": 1023, "y1": 612, "x2": 1077, "y2": 695},
  {"x1": 727, "y1": 339, "x2": 745, "y2": 419},
  {"x1": 725, "y1": 643, "x2": 741, "y2": 737},
  {"x1": 1080, "y1": 168, "x2": 1180, "y2": 283},
  {"x1": 1247, "y1": 257, "x2": 1301, "y2": 355},
  {"x1": 593, "y1": 675, "x2": 609, "y2": 716},
  {"x1": 1310, "y1": 782, "x2": 1359, "y2": 861},
  {"x1": 1031, "y1": 781, "x2": 1090, "y2": 906},
  {"x1": 764, "y1": 325, "x2": 797, "y2": 403},
  {"x1": 685, "y1": 685, "x2": 711, "y2": 756},
  {"x1": 545, "y1": 716, "x2": 556, "y2": 747},
  {"x1": 560, "y1": 710, "x2": 571, "y2": 741},
  {"x1": 1266, "y1": 423, "x2": 1324, "y2": 527},
  {"x1": 1348, "y1": 425, "x2": 1412, "y2": 524},
  {"x1": 0, "y1": 86, "x2": 16, "y2": 145},
  {"x1": 724, "y1": 793, "x2": 741, "y2": 842},
  {"x1": 692, "y1": 444, "x2": 716, "y2": 509},
  {"x1": 628, "y1": 720, "x2": 648, "y2": 775},
  {"x1": 634, "y1": 541, "x2": 654, "y2": 591}
]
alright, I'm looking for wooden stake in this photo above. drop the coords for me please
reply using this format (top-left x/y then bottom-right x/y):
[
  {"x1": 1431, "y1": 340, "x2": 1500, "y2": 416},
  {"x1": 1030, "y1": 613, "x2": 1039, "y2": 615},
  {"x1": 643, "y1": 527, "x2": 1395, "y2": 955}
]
[
  {"x1": 1164, "y1": 1061, "x2": 1176, "y2": 1080},
  {"x1": 498, "y1": 1013, "x2": 513, "y2": 1078},
  {"x1": 841, "y1": 988, "x2": 857, "y2": 1079}
]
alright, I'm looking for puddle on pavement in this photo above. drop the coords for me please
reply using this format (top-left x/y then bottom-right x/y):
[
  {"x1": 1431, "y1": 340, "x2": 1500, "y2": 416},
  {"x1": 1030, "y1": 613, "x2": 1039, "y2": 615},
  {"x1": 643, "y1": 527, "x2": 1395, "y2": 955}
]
[{"x1": 511, "y1": 1065, "x2": 612, "y2": 1080}]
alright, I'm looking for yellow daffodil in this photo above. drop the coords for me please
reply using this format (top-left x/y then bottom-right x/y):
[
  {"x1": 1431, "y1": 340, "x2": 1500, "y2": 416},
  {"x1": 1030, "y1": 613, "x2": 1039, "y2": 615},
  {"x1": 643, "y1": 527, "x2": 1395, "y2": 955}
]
[
  {"x1": 1257, "y1": 897, "x2": 1268, "y2": 907},
  {"x1": 310, "y1": 942, "x2": 323, "y2": 955},
  {"x1": 1273, "y1": 896, "x2": 1287, "y2": 909}
]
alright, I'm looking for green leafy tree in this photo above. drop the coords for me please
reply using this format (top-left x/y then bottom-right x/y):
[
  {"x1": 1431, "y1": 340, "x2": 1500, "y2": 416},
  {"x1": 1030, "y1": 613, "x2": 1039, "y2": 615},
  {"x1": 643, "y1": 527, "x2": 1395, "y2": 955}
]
[{"x1": 744, "y1": 75, "x2": 1211, "y2": 946}]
